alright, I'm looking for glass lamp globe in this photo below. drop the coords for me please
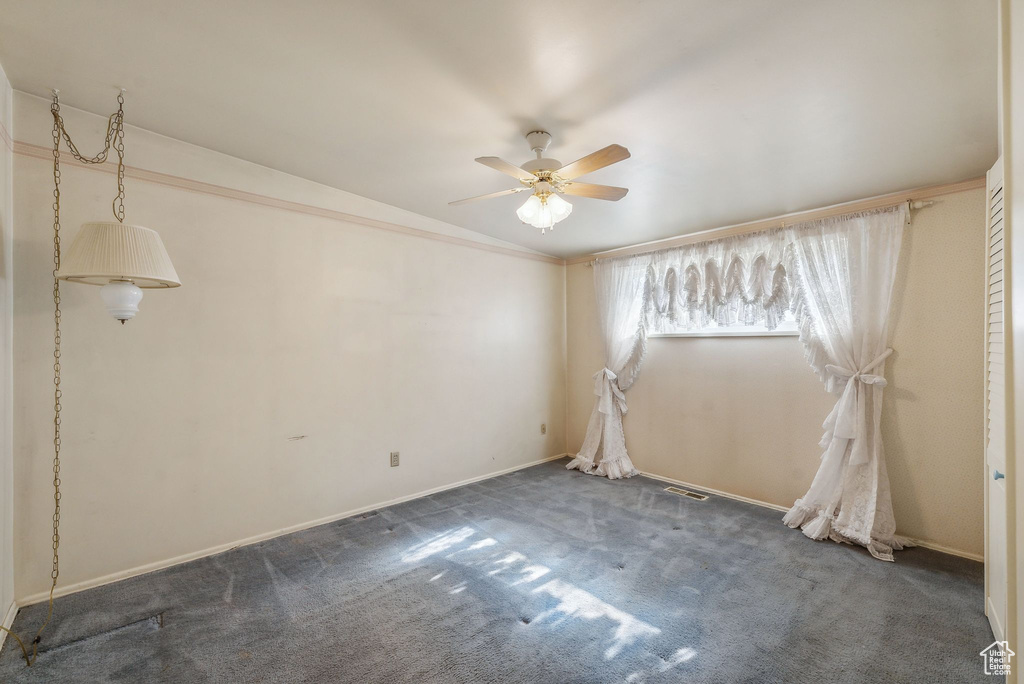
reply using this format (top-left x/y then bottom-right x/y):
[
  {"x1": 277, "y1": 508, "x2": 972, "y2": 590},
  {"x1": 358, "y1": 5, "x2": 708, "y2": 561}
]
[{"x1": 516, "y1": 194, "x2": 573, "y2": 232}]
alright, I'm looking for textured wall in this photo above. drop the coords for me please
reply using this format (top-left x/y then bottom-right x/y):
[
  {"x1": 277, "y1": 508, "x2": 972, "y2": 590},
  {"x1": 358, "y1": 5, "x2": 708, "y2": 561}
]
[
  {"x1": 12, "y1": 94, "x2": 567, "y2": 599},
  {"x1": 883, "y1": 188, "x2": 985, "y2": 557},
  {"x1": 0, "y1": 64, "x2": 13, "y2": 622},
  {"x1": 567, "y1": 188, "x2": 986, "y2": 557}
]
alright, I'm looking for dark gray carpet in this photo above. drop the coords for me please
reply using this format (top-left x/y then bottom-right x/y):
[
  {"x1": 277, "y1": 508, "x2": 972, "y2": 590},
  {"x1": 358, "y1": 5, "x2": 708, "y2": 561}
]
[{"x1": 0, "y1": 458, "x2": 998, "y2": 683}]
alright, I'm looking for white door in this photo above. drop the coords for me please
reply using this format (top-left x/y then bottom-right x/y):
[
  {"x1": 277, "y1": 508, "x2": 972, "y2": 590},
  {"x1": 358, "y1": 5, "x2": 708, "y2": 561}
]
[{"x1": 986, "y1": 156, "x2": 1010, "y2": 641}]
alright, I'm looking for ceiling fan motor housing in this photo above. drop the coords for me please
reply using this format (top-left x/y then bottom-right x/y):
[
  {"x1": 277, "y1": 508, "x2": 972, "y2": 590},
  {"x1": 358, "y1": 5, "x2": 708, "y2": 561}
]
[{"x1": 521, "y1": 157, "x2": 562, "y2": 175}]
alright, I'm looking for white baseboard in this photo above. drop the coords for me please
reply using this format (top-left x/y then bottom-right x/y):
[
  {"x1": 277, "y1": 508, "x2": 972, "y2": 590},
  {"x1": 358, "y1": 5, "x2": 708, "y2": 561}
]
[
  {"x1": 638, "y1": 469, "x2": 984, "y2": 562},
  {"x1": 0, "y1": 599, "x2": 17, "y2": 651},
  {"x1": 18, "y1": 453, "x2": 570, "y2": 607},
  {"x1": 910, "y1": 539, "x2": 983, "y2": 562}
]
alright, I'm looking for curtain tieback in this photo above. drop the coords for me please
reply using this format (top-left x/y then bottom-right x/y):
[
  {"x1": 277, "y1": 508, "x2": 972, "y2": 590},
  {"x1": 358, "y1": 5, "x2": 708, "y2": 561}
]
[
  {"x1": 592, "y1": 368, "x2": 627, "y2": 415},
  {"x1": 820, "y1": 348, "x2": 893, "y2": 465}
]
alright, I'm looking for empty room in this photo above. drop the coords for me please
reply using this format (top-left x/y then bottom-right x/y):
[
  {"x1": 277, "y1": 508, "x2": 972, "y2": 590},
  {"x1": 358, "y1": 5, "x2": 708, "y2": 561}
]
[{"x1": 0, "y1": 1, "x2": 1020, "y2": 682}]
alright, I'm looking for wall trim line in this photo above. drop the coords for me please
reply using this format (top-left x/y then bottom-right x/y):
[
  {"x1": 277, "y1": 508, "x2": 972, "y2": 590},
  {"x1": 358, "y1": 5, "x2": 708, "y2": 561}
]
[
  {"x1": 13, "y1": 140, "x2": 564, "y2": 266},
  {"x1": 565, "y1": 175, "x2": 987, "y2": 264},
  {"x1": 16, "y1": 453, "x2": 571, "y2": 607},
  {"x1": 638, "y1": 470, "x2": 984, "y2": 562}
]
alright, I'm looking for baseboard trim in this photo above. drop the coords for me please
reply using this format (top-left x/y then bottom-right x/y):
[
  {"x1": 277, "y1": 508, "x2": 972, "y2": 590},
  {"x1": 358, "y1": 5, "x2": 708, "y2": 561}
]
[
  {"x1": 0, "y1": 599, "x2": 17, "y2": 651},
  {"x1": 911, "y1": 540, "x2": 984, "y2": 563},
  {"x1": 638, "y1": 469, "x2": 984, "y2": 562},
  {"x1": 18, "y1": 453, "x2": 570, "y2": 607}
]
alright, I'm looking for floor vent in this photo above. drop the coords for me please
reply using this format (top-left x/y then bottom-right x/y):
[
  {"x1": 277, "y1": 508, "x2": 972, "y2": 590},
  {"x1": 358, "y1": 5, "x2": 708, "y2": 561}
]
[{"x1": 664, "y1": 486, "x2": 709, "y2": 501}]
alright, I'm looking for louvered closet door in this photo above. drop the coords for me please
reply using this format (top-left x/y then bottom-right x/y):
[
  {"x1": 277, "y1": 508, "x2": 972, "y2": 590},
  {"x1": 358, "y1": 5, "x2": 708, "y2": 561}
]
[{"x1": 986, "y1": 155, "x2": 1009, "y2": 642}]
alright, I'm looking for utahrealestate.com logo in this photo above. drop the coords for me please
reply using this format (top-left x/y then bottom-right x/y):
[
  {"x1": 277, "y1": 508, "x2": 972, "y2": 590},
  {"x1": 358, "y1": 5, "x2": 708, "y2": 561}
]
[{"x1": 980, "y1": 641, "x2": 1015, "y2": 676}]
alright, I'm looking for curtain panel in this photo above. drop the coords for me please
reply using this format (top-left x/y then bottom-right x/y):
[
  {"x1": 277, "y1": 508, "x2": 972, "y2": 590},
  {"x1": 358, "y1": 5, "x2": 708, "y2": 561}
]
[
  {"x1": 566, "y1": 255, "x2": 650, "y2": 479},
  {"x1": 570, "y1": 205, "x2": 909, "y2": 560},
  {"x1": 781, "y1": 205, "x2": 910, "y2": 561}
]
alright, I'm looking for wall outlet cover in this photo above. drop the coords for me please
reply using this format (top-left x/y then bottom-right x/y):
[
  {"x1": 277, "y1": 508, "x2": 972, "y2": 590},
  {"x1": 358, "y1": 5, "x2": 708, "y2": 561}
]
[{"x1": 390, "y1": 451, "x2": 400, "y2": 467}]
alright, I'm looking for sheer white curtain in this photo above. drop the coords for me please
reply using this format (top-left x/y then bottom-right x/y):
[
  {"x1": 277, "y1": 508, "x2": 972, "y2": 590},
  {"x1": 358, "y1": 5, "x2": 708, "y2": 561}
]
[
  {"x1": 567, "y1": 255, "x2": 650, "y2": 479},
  {"x1": 783, "y1": 205, "x2": 910, "y2": 561}
]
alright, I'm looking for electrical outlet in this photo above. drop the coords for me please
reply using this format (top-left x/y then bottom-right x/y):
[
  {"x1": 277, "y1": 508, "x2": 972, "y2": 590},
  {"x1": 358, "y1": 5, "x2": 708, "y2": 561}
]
[
  {"x1": 390, "y1": 451, "x2": 400, "y2": 467},
  {"x1": 541, "y1": 423, "x2": 547, "y2": 435}
]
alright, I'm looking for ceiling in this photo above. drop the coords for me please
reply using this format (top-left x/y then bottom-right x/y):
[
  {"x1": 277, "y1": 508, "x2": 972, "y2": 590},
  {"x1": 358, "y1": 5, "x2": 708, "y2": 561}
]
[{"x1": 0, "y1": 1, "x2": 997, "y2": 258}]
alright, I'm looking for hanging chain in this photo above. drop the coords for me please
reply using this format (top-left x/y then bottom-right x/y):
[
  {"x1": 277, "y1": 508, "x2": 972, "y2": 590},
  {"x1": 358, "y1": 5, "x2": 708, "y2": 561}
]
[
  {"x1": 113, "y1": 90, "x2": 125, "y2": 222},
  {"x1": 49, "y1": 89, "x2": 62, "y2": 589},
  {"x1": 51, "y1": 91, "x2": 125, "y2": 222},
  {"x1": 0, "y1": 89, "x2": 126, "y2": 668}
]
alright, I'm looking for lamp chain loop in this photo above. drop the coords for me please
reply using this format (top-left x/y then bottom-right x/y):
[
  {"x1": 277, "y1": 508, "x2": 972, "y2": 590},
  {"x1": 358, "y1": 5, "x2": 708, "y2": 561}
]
[
  {"x1": 113, "y1": 91, "x2": 126, "y2": 222},
  {"x1": 51, "y1": 91, "x2": 126, "y2": 222},
  {"x1": 0, "y1": 89, "x2": 126, "y2": 668}
]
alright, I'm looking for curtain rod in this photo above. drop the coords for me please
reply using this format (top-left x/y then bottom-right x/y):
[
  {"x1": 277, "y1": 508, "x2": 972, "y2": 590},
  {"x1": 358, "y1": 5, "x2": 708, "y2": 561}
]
[{"x1": 570, "y1": 175, "x2": 983, "y2": 266}]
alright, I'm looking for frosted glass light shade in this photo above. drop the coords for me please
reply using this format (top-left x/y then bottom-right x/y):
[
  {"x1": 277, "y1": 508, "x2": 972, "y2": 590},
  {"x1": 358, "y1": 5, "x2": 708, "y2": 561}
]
[
  {"x1": 100, "y1": 281, "x2": 144, "y2": 322},
  {"x1": 515, "y1": 194, "x2": 541, "y2": 225},
  {"x1": 57, "y1": 222, "x2": 181, "y2": 288},
  {"x1": 545, "y1": 193, "x2": 572, "y2": 224},
  {"x1": 516, "y1": 195, "x2": 538, "y2": 224},
  {"x1": 516, "y1": 194, "x2": 572, "y2": 230}
]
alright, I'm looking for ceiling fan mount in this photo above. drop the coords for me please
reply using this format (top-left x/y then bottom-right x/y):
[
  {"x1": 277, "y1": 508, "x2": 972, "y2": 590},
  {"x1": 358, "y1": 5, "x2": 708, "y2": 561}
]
[
  {"x1": 521, "y1": 131, "x2": 561, "y2": 175},
  {"x1": 449, "y1": 131, "x2": 631, "y2": 233}
]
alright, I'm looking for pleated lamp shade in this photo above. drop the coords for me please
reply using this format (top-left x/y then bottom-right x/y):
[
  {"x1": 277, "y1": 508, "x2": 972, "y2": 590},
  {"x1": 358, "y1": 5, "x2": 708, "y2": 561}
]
[{"x1": 57, "y1": 222, "x2": 181, "y2": 288}]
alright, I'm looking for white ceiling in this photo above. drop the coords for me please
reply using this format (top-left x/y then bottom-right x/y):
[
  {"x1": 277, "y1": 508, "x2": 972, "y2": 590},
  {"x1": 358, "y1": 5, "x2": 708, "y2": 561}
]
[{"x1": 0, "y1": 1, "x2": 997, "y2": 258}]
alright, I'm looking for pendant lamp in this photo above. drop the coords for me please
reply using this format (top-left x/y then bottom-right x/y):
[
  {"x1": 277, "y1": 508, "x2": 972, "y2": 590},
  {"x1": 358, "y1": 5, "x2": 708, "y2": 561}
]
[{"x1": 54, "y1": 89, "x2": 181, "y2": 322}]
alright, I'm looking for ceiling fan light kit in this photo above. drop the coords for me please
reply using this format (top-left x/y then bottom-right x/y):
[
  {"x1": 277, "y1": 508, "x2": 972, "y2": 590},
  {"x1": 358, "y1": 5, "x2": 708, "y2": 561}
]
[
  {"x1": 516, "y1": 192, "x2": 572, "y2": 231},
  {"x1": 450, "y1": 130, "x2": 630, "y2": 234}
]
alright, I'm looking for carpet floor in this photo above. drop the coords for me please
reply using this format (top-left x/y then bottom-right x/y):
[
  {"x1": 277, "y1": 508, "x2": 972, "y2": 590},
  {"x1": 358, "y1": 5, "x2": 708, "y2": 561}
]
[{"x1": 0, "y1": 458, "x2": 998, "y2": 683}]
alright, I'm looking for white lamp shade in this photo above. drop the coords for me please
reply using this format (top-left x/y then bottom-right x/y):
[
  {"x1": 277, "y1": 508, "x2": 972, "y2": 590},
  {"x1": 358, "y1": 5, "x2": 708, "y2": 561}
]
[
  {"x1": 57, "y1": 222, "x2": 181, "y2": 288},
  {"x1": 516, "y1": 194, "x2": 544, "y2": 226},
  {"x1": 516, "y1": 194, "x2": 572, "y2": 230},
  {"x1": 545, "y1": 193, "x2": 573, "y2": 223}
]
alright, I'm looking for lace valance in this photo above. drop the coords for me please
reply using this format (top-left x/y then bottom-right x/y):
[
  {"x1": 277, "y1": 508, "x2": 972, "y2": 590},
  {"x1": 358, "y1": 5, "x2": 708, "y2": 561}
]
[{"x1": 644, "y1": 227, "x2": 793, "y2": 333}]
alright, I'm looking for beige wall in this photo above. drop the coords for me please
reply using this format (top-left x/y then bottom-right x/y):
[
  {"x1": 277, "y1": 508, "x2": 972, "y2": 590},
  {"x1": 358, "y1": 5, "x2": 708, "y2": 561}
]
[
  {"x1": 567, "y1": 188, "x2": 986, "y2": 557},
  {"x1": 11, "y1": 93, "x2": 567, "y2": 600},
  {"x1": 0, "y1": 64, "x2": 13, "y2": 621}
]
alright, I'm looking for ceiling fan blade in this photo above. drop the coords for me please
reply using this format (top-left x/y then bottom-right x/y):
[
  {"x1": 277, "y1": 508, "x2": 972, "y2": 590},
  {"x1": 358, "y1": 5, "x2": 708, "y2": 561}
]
[
  {"x1": 559, "y1": 182, "x2": 629, "y2": 201},
  {"x1": 475, "y1": 157, "x2": 538, "y2": 182},
  {"x1": 554, "y1": 144, "x2": 631, "y2": 181},
  {"x1": 448, "y1": 187, "x2": 527, "y2": 206}
]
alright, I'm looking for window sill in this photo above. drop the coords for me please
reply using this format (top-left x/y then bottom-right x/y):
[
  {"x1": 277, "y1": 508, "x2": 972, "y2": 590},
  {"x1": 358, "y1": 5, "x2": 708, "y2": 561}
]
[{"x1": 649, "y1": 329, "x2": 799, "y2": 338}]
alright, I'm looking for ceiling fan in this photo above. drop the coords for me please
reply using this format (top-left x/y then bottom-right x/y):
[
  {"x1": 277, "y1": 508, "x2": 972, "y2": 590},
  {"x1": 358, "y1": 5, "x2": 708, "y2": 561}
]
[{"x1": 449, "y1": 131, "x2": 630, "y2": 233}]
